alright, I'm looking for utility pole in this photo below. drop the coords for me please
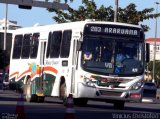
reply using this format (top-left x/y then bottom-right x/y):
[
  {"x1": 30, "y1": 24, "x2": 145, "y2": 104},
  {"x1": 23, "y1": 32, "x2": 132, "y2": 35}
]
[
  {"x1": 114, "y1": 0, "x2": 118, "y2": 22},
  {"x1": 152, "y1": 2, "x2": 160, "y2": 83},
  {"x1": 2, "y1": 1, "x2": 8, "y2": 89},
  {"x1": 4, "y1": 3, "x2": 8, "y2": 52}
]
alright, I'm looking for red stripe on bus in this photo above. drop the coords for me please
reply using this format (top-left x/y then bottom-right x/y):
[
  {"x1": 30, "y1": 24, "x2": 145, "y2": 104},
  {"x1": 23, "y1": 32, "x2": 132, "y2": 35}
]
[
  {"x1": 9, "y1": 72, "x2": 19, "y2": 78},
  {"x1": 9, "y1": 68, "x2": 31, "y2": 79},
  {"x1": 9, "y1": 66, "x2": 57, "y2": 80},
  {"x1": 44, "y1": 66, "x2": 58, "y2": 74}
]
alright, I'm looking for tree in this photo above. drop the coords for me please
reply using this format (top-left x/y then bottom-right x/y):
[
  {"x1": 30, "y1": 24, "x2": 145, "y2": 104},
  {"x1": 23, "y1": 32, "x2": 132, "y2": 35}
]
[{"x1": 48, "y1": 0, "x2": 160, "y2": 32}]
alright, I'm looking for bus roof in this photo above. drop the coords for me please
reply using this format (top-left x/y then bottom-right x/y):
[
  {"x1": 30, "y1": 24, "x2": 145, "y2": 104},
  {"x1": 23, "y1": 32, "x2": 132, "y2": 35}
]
[
  {"x1": 13, "y1": 20, "x2": 142, "y2": 34},
  {"x1": 0, "y1": 30, "x2": 14, "y2": 33}
]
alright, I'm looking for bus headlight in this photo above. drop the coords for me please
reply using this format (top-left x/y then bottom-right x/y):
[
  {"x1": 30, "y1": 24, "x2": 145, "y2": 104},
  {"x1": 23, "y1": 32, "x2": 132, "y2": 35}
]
[
  {"x1": 83, "y1": 77, "x2": 95, "y2": 87},
  {"x1": 131, "y1": 81, "x2": 143, "y2": 90}
]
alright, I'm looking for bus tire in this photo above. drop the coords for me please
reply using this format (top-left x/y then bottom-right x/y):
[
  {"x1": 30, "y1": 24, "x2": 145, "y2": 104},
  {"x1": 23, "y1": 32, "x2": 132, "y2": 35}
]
[
  {"x1": 25, "y1": 75, "x2": 37, "y2": 102},
  {"x1": 25, "y1": 84, "x2": 37, "y2": 102},
  {"x1": 74, "y1": 98, "x2": 88, "y2": 106},
  {"x1": 113, "y1": 101, "x2": 125, "y2": 110},
  {"x1": 25, "y1": 83, "x2": 32, "y2": 102}
]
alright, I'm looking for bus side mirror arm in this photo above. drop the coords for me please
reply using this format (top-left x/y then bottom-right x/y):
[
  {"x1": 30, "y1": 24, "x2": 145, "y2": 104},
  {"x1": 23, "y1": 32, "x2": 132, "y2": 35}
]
[
  {"x1": 76, "y1": 32, "x2": 83, "y2": 51},
  {"x1": 145, "y1": 43, "x2": 150, "y2": 63},
  {"x1": 76, "y1": 41, "x2": 82, "y2": 51}
]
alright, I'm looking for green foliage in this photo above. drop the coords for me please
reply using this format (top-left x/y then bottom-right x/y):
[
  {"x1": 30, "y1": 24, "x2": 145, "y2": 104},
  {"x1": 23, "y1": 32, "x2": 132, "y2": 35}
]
[{"x1": 48, "y1": 0, "x2": 160, "y2": 32}]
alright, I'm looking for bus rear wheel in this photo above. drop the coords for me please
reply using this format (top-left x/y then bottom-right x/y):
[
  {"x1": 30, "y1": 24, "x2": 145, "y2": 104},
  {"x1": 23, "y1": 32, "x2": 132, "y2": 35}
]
[
  {"x1": 25, "y1": 76, "x2": 37, "y2": 102},
  {"x1": 25, "y1": 84, "x2": 37, "y2": 102}
]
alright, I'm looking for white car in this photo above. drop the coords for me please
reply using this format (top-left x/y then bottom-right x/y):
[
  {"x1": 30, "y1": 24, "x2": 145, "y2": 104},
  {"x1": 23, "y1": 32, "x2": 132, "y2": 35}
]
[{"x1": 142, "y1": 82, "x2": 157, "y2": 103}]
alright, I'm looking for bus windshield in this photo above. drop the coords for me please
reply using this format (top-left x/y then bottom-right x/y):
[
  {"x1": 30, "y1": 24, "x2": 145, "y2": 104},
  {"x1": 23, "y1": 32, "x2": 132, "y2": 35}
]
[{"x1": 81, "y1": 36, "x2": 144, "y2": 76}]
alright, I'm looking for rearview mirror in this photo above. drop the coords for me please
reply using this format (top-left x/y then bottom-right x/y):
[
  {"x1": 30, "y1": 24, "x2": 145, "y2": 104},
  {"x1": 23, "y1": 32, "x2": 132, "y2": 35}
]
[
  {"x1": 77, "y1": 41, "x2": 82, "y2": 51},
  {"x1": 145, "y1": 43, "x2": 150, "y2": 63}
]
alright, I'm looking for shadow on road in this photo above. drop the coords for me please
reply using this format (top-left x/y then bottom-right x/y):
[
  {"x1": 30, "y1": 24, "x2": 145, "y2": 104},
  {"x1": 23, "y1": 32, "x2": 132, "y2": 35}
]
[
  {"x1": 85, "y1": 102, "x2": 160, "y2": 113},
  {"x1": 0, "y1": 96, "x2": 17, "y2": 101}
]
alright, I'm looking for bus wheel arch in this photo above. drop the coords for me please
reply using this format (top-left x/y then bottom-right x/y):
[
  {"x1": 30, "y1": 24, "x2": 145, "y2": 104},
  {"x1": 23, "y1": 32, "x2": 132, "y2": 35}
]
[{"x1": 25, "y1": 75, "x2": 31, "y2": 84}]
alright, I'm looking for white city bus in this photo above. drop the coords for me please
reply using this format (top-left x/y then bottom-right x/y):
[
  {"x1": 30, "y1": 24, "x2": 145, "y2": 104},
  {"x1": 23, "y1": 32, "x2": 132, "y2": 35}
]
[{"x1": 9, "y1": 20, "x2": 149, "y2": 109}]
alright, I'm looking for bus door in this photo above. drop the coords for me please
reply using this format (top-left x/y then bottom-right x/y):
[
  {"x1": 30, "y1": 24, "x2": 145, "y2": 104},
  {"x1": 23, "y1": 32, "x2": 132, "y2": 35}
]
[
  {"x1": 36, "y1": 40, "x2": 46, "y2": 96},
  {"x1": 70, "y1": 39, "x2": 80, "y2": 93}
]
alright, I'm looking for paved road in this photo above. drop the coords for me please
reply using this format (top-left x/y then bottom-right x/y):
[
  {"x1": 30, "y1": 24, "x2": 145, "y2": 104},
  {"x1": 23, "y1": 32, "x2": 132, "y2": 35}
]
[{"x1": 0, "y1": 90, "x2": 160, "y2": 119}]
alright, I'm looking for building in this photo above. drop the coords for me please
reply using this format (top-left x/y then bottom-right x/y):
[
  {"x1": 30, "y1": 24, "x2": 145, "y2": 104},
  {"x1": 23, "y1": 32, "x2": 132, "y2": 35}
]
[
  {"x1": 145, "y1": 38, "x2": 160, "y2": 61},
  {"x1": 0, "y1": 18, "x2": 21, "y2": 30},
  {"x1": 0, "y1": 18, "x2": 22, "y2": 52},
  {"x1": 0, "y1": 19, "x2": 21, "y2": 73},
  {"x1": 145, "y1": 38, "x2": 160, "y2": 82}
]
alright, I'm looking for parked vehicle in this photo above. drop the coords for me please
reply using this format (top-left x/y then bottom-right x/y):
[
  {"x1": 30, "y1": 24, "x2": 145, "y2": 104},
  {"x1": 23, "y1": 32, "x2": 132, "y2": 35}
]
[
  {"x1": 142, "y1": 82, "x2": 157, "y2": 103},
  {"x1": 0, "y1": 72, "x2": 9, "y2": 90},
  {"x1": 156, "y1": 88, "x2": 160, "y2": 100}
]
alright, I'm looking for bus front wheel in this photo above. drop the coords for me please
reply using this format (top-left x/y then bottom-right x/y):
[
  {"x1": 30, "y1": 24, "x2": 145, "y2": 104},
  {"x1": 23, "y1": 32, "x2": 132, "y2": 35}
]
[
  {"x1": 114, "y1": 101, "x2": 125, "y2": 110},
  {"x1": 74, "y1": 98, "x2": 88, "y2": 106},
  {"x1": 113, "y1": 101, "x2": 125, "y2": 110}
]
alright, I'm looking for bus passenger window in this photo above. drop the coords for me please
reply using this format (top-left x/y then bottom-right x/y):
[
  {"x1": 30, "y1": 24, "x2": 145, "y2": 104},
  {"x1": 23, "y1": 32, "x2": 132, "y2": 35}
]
[
  {"x1": 46, "y1": 32, "x2": 52, "y2": 58},
  {"x1": 12, "y1": 35, "x2": 23, "y2": 59},
  {"x1": 30, "y1": 33, "x2": 39, "y2": 58},
  {"x1": 21, "y1": 34, "x2": 32, "y2": 59},
  {"x1": 50, "y1": 31, "x2": 62, "y2": 58},
  {"x1": 60, "y1": 30, "x2": 72, "y2": 58}
]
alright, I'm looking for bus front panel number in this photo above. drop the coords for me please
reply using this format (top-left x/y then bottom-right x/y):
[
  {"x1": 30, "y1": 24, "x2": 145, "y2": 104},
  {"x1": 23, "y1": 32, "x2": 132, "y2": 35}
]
[{"x1": 90, "y1": 26, "x2": 101, "y2": 32}]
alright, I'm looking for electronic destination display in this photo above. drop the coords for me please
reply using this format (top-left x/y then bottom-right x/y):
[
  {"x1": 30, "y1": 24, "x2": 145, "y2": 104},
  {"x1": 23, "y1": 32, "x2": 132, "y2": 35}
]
[{"x1": 84, "y1": 23, "x2": 143, "y2": 38}]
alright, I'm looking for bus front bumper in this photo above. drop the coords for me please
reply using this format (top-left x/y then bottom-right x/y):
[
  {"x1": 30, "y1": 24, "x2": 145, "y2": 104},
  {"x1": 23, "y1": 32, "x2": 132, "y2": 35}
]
[{"x1": 77, "y1": 83, "x2": 142, "y2": 102}]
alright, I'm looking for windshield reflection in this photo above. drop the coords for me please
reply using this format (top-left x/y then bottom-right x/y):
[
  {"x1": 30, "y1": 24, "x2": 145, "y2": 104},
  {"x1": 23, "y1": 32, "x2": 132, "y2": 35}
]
[{"x1": 81, "y1": 36, "x2": 144, "y2": 76}]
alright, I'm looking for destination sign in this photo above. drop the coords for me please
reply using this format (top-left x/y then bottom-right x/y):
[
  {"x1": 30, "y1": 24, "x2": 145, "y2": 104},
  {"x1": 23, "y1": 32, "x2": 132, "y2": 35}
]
[{"x1": 84, "y1": 24, "x2": 143, "y2": 38}]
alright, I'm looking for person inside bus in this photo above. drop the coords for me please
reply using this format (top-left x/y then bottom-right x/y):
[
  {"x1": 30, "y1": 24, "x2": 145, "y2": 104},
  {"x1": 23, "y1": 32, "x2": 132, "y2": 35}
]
[
  {"x1": 115, "y1": 43, "x2": 136, "y2": 63},
  {"x1": 83, "y1": 51, "x2": 93, "y2": 61},
  {"x1": 102, "y1": 45, "x2": 113, "y2": 62},
  {"x1": 114, "y1": 46, "x2": 127, "y2": 73}
]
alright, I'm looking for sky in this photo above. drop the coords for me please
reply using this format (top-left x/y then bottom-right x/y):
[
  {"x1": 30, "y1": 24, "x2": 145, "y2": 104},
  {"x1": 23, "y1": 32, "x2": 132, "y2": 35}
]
[{"x1": 0, "y1": 0, "x2": 160, "y2": 38}]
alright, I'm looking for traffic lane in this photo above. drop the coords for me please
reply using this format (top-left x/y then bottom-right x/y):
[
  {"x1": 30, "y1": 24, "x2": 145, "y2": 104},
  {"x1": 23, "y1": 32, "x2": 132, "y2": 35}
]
[
  {"x1": 0, "y1": 90, "x2": 160, "y2": 112},
  {"x1": 0, "y1": 90, "x2": 18, "y2": 102},
  {"x1": 1, "y1": 102, "x2": 159, "y2": 119},
  {"x1": 32, "y1": 97, "x2": 160, "y2": 112},
  {"x1": 0, "y1": 90, "x2": 160, "y2": 119},
  {"x1": 24, "y1": 101, "x2": 160, "y2": 119}
]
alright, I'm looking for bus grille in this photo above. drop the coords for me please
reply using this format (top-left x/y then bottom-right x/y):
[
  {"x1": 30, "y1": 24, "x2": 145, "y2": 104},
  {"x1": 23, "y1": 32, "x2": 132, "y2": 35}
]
[{"x1": 99, "y1": 90, "x2": 122, "y2": 96}]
